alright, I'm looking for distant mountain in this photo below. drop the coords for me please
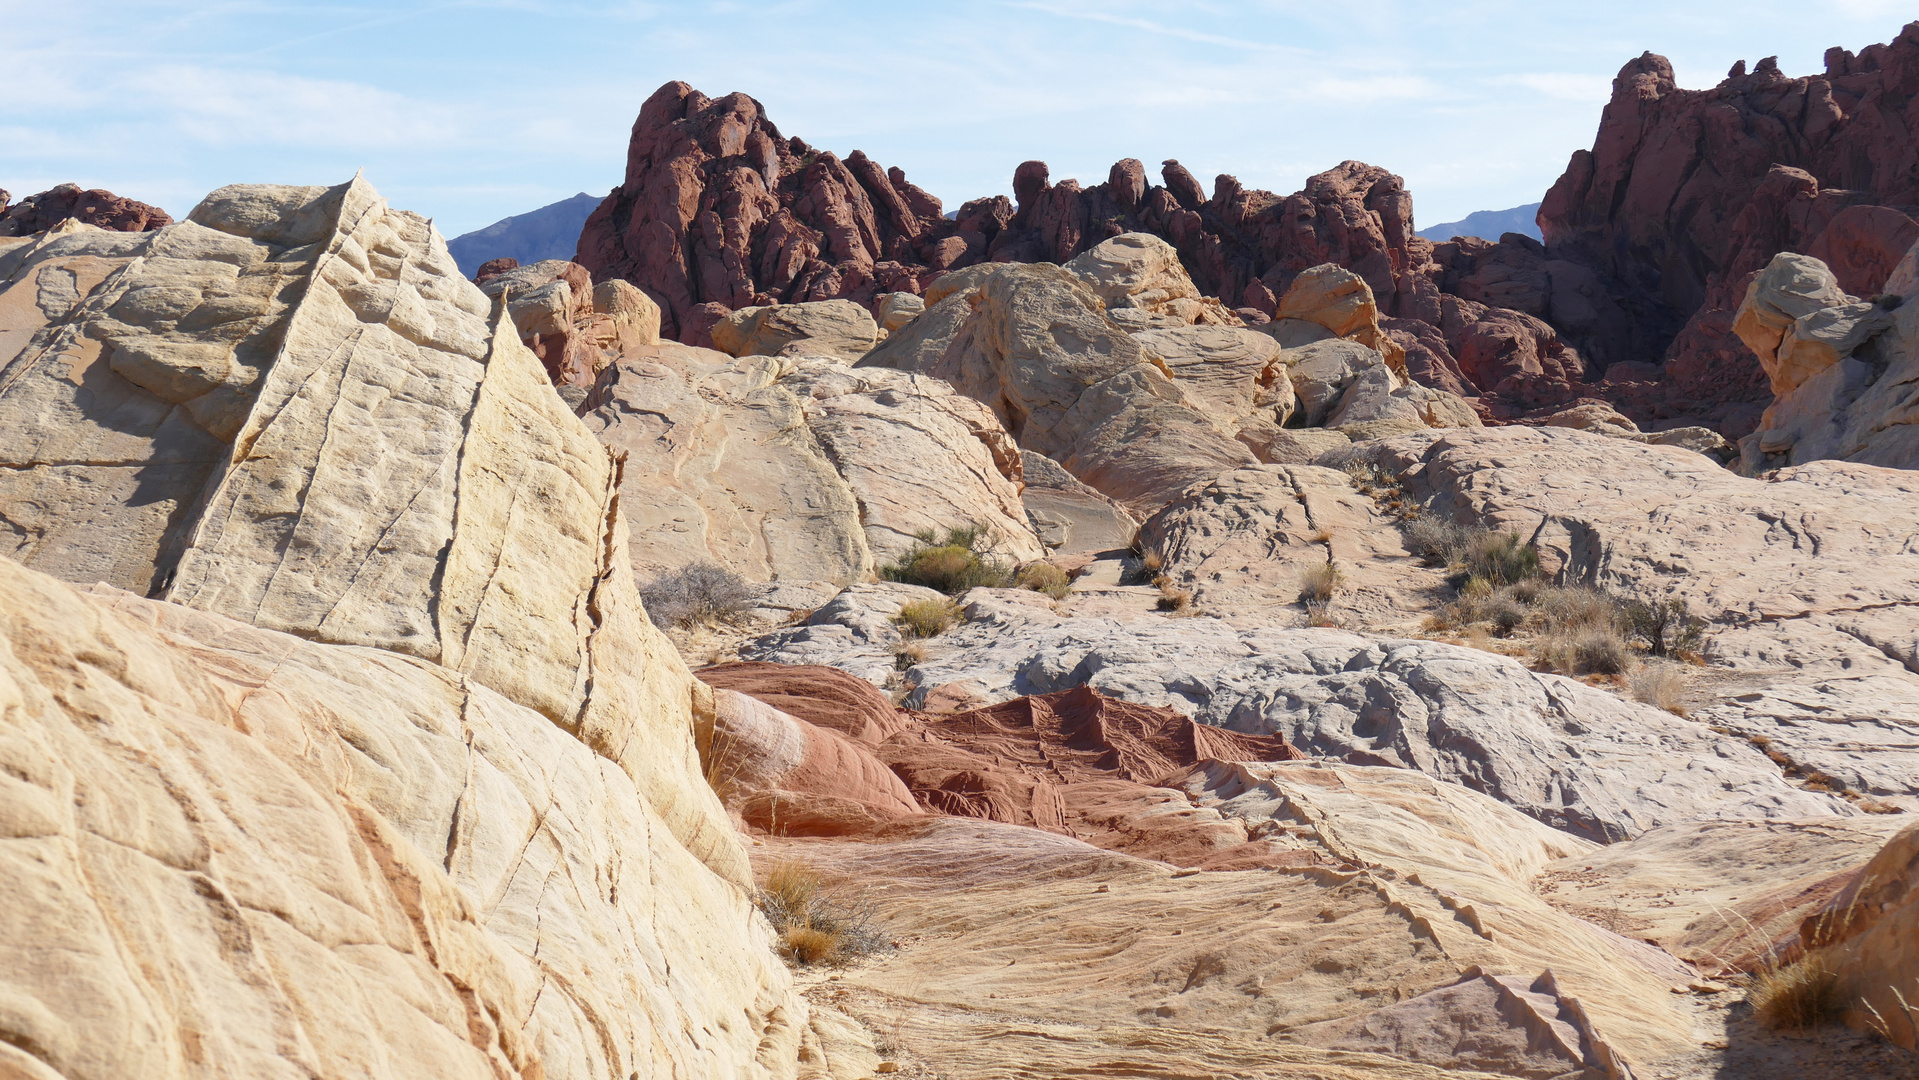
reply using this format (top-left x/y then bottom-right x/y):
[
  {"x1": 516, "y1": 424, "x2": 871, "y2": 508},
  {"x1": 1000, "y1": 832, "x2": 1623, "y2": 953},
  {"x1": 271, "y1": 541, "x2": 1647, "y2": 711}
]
[
  {"x1": 447, "y1": 192, "x2": 602, "y2": 277},
  {"x1": 1416, "y1": 203, "x2": 1542, "y2": 243}
]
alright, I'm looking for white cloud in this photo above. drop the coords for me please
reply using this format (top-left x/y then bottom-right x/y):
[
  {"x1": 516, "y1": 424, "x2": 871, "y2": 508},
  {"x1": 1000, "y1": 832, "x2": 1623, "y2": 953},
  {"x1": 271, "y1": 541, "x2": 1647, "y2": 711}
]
[
  {"x1": 122, "y1": 65, "x2": 467, "y2": 150},
  {"x1": 1492, "y1": 73, "x2": 1614, "y2": 102}
]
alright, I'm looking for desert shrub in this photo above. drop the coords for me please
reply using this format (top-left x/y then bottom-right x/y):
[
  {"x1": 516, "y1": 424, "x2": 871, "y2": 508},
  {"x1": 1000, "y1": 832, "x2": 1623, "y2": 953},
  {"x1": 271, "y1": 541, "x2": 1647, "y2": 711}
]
[
  {"x1": 1750, "y1": 954, "x2": 1842, "y2": 1031},
  {"x1": 893, "y1": 597, "x2": 961, "y2": 638},
  {"x1": 893, "y1": 640, "x2": 928, "y2": 671},
  {"x1": 1527, "y1": 585, "x2": 1625, "y2": 635},
  {"x1": 1403, "y1": 517, "x2": 1475, "y2": 566},
  {"x1": 1629, "y1": 664, "x2": 1689, "y2": 715},
  {"x1": 756, "y1": 861, "x2": 887, "y2": 968},
  {"x1": 1122, "y1": 549, "x2": 1165, "y2": 586},
  {"x1": 880, "y1": 524, "x2": 1014, "y2": 595},
  {"x1": 1461, "y1": 530, "x2": 1540, "y2": 587},
  {"x1": 1623, "y1": 597, "x2": 1707, "y2": 658},
  {"x1": 1155, "y1": 577, "x2": 1193, "y2": 613},
  {"x1": 1298, "y1": 561, "x2": 1343, "y2": 604},
  {"x1": 641, "y1": 562, "x2": 753, "y2": 627},
  {"x1": 1537, "y1": 626, "x2": 1634, "y2": 676},
  {"x1": 1305, "y1": 600, "x2": 1339, "y2": 627},
  {"x1": 1016, "y1": 562, "x2": 1072, "y2": 599}
]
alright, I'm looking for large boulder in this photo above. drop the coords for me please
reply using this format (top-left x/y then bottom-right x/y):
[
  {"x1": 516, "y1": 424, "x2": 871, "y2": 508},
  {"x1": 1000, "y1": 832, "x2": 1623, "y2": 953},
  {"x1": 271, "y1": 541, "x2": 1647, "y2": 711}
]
[
  {"x1": 1274, "y1": 263, "x2": 1406, "y2": 373},
  {"x1": 712, "y1": 298, "x2": 879, "y2": 360},
  {"x1": 0, "y1": 182, "x2": 172, "y2": 236},
  {"x1": 583, "y1": 348, "x2": 1045, "y2": 586},
  {"x1": 782, "y1": 361, "x2": 1046, "y2": 565},
  {"x1": 1018, "y1": 449, "x2": 1139, "y2": 555},
  {"x1": 1733, "y1": 248, "x2": 1919, "y2": 472},
  {"x1": 581, "y1": 343, "x2": 873, "y2": 587},
  {"x1": 1063, "y1": 232, "x2": 1240, "y2": 329},
  {"x1": 1801, "y1": 821, "x2": 1919, "y2": 1048},
  {"x1": 0, "y1": 178, "x2": 858, "y2": 1077},
  {"x1": 1288, "y1": 339, "x2": 1394, "y2": 426}
]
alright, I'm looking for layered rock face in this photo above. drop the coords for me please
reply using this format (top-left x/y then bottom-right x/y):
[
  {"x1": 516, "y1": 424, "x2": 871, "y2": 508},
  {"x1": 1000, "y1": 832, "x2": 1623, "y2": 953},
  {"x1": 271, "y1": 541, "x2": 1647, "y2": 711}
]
[
  {"x1": 0, "y1": 178, "x2": 839, "y2": 1077},
  {"x1": 0, "y1": 182, "x2": 173, "y2": 236},
  {"x1": 1504, "y1": 26, "x2": 1919, "y2": 431}
]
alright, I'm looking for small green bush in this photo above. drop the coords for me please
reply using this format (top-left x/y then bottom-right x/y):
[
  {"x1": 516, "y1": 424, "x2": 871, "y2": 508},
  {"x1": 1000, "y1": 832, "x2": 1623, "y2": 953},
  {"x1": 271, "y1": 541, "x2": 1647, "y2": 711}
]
[
  {"x1": 893, "y1": 597, "x2": 961, "y2": 638},
  {"x1": 1016, "y1": 562, "x2": 1072, "y2": 599},
  {"x1": 879, "y1": 525, "x2": 1014, "y2": 595}
]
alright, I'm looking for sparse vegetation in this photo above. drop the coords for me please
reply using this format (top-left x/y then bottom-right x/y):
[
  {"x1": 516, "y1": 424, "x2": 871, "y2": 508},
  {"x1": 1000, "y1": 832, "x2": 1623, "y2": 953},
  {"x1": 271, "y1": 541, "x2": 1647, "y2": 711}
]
[
  {"x1": 880, "y1": 525, "x2": 1015, "y2": 595},
  {"x1": 1297, "y1": 561, "x2": 1342, "y2": 605},
  {"x1": 756, "y1": 861, "x2": 888, "y2": 968},
  {"x1": 893, "y1": 597, "x2": 961, "y2": 638},
  {"x1": 1016, "y1": 561, "x2": 1072, "y2": 599},
  {"x1": 893, "y1": 639, "x2": 928, "y2": 671},
  {"x1": 1123, "y1": 548, "x2": 1165, "y2": 586},
  {"x1": 1155, "y1": 576, "x2": 1193, "y2": 613},
  {"x1": 1629, "y1": 664, "x2": 1690, "y2": 715},
  {"x1": 1403, "y1": 516, "x2": 1475, "y2": 566},
  {"x1": 1750, "y1": 954, "x2": 1843, "y2": 1030},
  {"x1": 1461, "y1": 530, "x2": 1540, "y2": 587},
  {"x1": 641, "y1": 562, "x2": 754, "y2": 627},
  {"x1": 1623, "y1": 597, "x2": 1708, "y2": 659},
  {"x1": 1535, "y1": 626, "x2": 1634, "y2": 676}
]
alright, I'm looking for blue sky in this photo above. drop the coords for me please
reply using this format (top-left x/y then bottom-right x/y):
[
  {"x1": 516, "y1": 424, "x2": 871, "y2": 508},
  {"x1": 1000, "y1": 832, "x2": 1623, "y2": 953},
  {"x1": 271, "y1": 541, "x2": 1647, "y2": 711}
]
[{"x1": 5, "y1": 1, "x2": 1914, "y2": 237}]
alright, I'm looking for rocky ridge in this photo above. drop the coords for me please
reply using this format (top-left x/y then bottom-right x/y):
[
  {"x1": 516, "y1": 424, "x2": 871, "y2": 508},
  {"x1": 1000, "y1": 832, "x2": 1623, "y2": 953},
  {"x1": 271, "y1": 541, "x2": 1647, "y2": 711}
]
[{"x1": 0, "y1": 179, "x2": 866, "y2": 1078}]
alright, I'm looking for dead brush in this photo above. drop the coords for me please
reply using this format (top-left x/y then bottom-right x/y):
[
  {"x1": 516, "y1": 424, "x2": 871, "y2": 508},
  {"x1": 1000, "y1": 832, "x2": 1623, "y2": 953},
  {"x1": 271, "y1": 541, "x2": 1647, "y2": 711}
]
[
  {"x1": 893, "y1": 639, "x2": 928, "y2": 672},
  {"x1": 1154, "y1": 575, "x2": 1193, "y2": 613},
  {"x1": 1629, "y1": 663, "x2": 1690, "y2": 715},
  {"x1": 1016, "y1": 561, "x2": 1072, "y2": 600},
  {"x1": 1297, "y1": 561, "x2": 1342, "y2": 605},
  {"x1": 756, "y1": 861, "x2": 888, "y2": 968}
]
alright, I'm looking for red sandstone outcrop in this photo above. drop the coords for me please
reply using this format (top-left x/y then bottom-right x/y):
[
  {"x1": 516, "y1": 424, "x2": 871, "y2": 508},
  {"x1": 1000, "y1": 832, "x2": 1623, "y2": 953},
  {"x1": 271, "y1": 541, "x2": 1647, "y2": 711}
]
[
  {"x1": 695, "y1": 664, "x2": 1306, "y2": 867},
  {"x1": 0, "y1": 183, "x2": 172, "y2": 236},
  {"x1": 577, "y1": 81, "x2": 1600, "y2": 413},
  {"x1": 1500, "y1": 24, "x2": 1919, "y2": 435},
  {"x1": 575, "y1": 81, "x2": 956, "y2": 341}
]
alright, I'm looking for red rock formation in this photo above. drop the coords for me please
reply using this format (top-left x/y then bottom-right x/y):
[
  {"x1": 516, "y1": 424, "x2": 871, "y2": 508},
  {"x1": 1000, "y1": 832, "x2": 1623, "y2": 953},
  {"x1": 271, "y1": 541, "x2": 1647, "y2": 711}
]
[
  {"x1": 576, "y1": 81, "x2": 962, "y2": 340},
  {"x1": 473, "y1": 256, "x2": 519, "y2": 284},
  {"x1": 1517, "y1": 25, "x2": 1919, "y2": 434},
  {"x1": 0, "y1": 183, "x2": 172, "y2": 237},
  {"x1": 698, "y1": 661, "x2": 911, "y2": 745},
  {"x1": 581, "y1": 81, "x2": 1602, "y2": 411},
  {"x1": 699, "y1": 667, "x2": 1311, "y2": 867}
]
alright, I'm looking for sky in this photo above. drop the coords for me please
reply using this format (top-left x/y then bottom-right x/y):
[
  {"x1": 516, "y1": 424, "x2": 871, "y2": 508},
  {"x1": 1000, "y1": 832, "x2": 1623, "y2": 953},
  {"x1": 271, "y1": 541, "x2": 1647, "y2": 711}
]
[{"x1": 5, "y1": 1, "x2": 1916, "y2": 239}]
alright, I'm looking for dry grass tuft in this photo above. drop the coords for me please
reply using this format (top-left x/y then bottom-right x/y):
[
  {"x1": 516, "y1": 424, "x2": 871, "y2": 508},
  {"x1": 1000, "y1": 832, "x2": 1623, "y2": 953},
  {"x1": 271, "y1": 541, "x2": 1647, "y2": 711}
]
[
  {"x1": 1629, "y1": 664, "x2": 1689, "y2": 715},
  {"x1": 1155, "y1": 576, "x2": 1193, "y2": 613},
  {"x1": 1016, "y1": 562, "x2": 1072, "y2": 599},
  {"x1": 894, "y1": 598, "x2": 961, "y2": 639},
  {"x1": 1297, "y1": 561, "x2": 1342, "y2": 605},
  {"x1": 757, "y1": 861, "x2": 887, "y2": 968},
  {"x1": 893, "y1": 640, "x2": 928, "y2": 671},
  {"x1": 1536, "y1": 626, "x2": 1634, "y2": 676},
  {"x1": 1750, "y1": 954, "x2": 1842, "y2": 1031}
]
